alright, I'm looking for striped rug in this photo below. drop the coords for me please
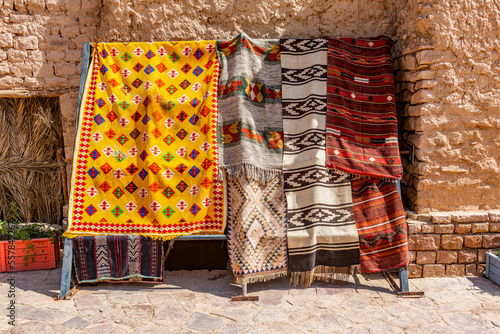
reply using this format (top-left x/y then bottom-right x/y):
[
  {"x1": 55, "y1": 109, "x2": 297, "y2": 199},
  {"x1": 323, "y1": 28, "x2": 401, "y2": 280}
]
[
  {"x1": 73, "y1": 235, "x2": 163, "y2": 283},
  {"x1": 281, "y1": 39, "x2": 360, "y2": 287},
  {"x1": 325, "y1": 36, "x2": 403, "y2": 179},
  {"x1": 351, "y1": 177, "x2": 408, "y2": 273}
]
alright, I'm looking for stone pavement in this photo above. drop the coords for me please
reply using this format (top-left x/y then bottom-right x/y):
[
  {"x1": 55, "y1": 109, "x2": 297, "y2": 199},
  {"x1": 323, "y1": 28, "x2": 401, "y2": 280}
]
[{"x1": 0, "y1": 264, "x2": 499, "y2": 333}]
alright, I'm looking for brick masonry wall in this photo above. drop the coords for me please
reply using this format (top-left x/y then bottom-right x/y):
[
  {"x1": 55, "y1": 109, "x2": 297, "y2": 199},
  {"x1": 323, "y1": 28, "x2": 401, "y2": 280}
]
[{"x1": 407, "y1": 210, "x2": 500, "y2": 277}]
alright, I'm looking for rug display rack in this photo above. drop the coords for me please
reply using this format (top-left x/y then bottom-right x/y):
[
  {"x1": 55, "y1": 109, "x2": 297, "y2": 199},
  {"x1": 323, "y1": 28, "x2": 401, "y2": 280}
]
[{"x1": 59, "y1": 42, "x2": 421, "y2": 300}]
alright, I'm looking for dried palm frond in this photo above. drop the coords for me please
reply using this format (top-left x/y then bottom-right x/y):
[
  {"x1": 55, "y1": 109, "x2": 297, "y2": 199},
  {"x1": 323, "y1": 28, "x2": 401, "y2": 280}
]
[{"x1": 0, "y1": 97, "x2": 65, "y2": 225}]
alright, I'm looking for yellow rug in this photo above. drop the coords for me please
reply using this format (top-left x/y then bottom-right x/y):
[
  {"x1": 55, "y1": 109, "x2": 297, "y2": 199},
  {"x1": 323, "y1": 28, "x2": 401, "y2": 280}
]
[{"x1": 64, "y1": 41, "x2": 225, "y2": 240}]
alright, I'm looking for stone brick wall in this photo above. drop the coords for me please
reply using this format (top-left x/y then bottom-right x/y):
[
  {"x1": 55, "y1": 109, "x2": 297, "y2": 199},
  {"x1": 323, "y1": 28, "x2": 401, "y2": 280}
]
[{"x1": 407, "y1": 210, "x2": 500, "y2": 277}]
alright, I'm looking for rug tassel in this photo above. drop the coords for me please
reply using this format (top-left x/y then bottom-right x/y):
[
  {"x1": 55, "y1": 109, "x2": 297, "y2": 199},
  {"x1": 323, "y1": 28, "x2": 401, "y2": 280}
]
[
  {"x1": 235, "y1": 270, "x2": 287, "y2": 285},
  {"x1": 290, "y1": 265, "x2": 352, "y2": 288},
  {"x1": 222, "y1": 163, "x2": 281, "y2": 184}
]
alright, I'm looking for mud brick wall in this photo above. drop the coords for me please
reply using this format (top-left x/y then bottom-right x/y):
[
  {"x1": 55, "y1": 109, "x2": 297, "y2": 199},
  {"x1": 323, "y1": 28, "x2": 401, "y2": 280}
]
[
  {"x1": 0, "y1": 0, "x2": 397, "y2": 173},
  {"x1": 1, "y1": 0, "x2": 500, "y2": 277},
  {"x1": 0, "y1": 0, "x2": 100, "y2": 160},
  {"x1": 394, "y1": 0, "x2": 500, "y2": 213},
  {"x1": 407, "y1": 211, "x2": 500, "y2": 278}
]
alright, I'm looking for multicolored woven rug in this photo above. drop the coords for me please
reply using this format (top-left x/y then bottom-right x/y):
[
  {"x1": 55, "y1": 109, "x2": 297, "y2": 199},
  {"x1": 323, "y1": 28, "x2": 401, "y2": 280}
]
[
  {"x1": 325, "y1": 36, "x2": 403, "y2": 179},
  {"x1": 72, "y1": 235, "x2": 163, "y2": 283},
  {"x1": 281, "y1": 39, "x2": 360, "y2": 288},
  {"x1": 216, "y1": 33, "x2": 283, "y2": 183},
  {"x1": 64, "y1": 42, "x2": 225, "y2": 240},
  {"x1": 351, "y1": 178, "x2": 408, "y2": 273},
  {"x1": 226, "y1": 176, "x2": 288, "y2": 284}
]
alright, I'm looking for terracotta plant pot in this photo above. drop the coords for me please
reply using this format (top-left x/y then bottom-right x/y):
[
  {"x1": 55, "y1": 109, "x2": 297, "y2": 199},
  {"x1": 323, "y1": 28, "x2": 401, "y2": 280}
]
[{"x1": 0, "y1": 237, "x2": 60, "y2": 272}]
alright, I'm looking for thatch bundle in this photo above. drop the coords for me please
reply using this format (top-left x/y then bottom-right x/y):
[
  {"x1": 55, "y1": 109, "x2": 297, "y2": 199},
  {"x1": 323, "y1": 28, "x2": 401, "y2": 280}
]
[{"x1": 0, "y1": 97, "x2": 65, "y2": 225}]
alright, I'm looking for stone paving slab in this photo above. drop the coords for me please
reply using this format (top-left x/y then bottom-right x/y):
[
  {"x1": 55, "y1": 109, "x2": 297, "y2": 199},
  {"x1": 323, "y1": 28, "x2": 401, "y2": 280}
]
[{"x1": 0, "y1": 264, "x2": 499, "y2": 333}]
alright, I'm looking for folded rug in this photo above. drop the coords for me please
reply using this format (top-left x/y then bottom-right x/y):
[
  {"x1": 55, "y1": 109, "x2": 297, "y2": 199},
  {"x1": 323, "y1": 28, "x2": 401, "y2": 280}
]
[
  {"x1": 351, "y1": 177, "x2": 408, "y2": 273},
  {"x1": 64, "y1": 42, "x2": 225, "y2": 240},
  {"x1": 73, "y1": 235, "x2": 163, "y2": 283},
  {"x1": 281, "y1": 39, "x2": 360, "y2": 288},
  {"x1": 325, "y1": 36, "x2": 403, "y2": 179},
  {"x1": 227, "y1": 175, "x2": 288, "y2": 284},
  {"x1": 216, "y1": 33, "x2": 283, "y2": 183}
]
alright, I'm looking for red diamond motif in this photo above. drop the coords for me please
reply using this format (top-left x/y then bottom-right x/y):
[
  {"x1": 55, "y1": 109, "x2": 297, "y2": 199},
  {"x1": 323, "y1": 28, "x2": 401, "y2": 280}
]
[
  {"x1": 199, "y1": 124, "x2": 210, "y2": 134},
  {"x1": 201, "y1": 158, "x2": 213, "y2": 170},
  {"x1": 200, "y1": 106, "x2": 211, "y2": 117},
  {"x1": 99, "y1": 181, "x2": 112, "y2": 192},
  {"x1": 100, "y1": 163, "x2": 113, "y2": 174},
  {"x1": 152, "y1": 110, "x2": 162, "y2": 122},
  {"x1": 156, "y1": 63, "x2": 168, "y2": 73},
  {"x1": 104, "y1": 129, "x2": 116, "y2": 139},
  {"x1": 163, "y1": 135, "x2": 175, "y2": 146},
  {"x1": 149, "y1": 181, "x2": 162, "y2": 193},
  {"x1": 106, "y1": 111, "x2": 117, "y2": 122},
  {"x1": 148, "y1": 162, "x2": 161, "y2": 174},
  {"x1": 155, "y1": 78, "x2": 166, "y2": 88},
  {"x1": 151, "y1": 128, "x2": 162, "y2": 139},
  {"x1": 200, "y1": 177, "x2": 212, "y2": 189}
]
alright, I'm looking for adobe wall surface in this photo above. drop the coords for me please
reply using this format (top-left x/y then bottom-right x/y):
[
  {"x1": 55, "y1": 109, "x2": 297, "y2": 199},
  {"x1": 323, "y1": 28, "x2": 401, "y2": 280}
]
[
  {"x1": 0, "y1": 0, "x2": 398, "y2": 167},
  {"x1": 0, "y1": 0, "x2": 100, "y2": 159},
  {"x1": 394, "y1": 0, "x2": 500, "y2": 213},
  {"x1": 1, "y1": 0, "x2": 499, "y2": 277}
]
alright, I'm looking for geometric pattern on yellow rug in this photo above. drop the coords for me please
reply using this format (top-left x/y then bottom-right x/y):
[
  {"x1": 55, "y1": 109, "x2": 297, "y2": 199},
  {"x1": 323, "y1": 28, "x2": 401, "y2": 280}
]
[{"x1": 64, "y1": 41, "x2": 225, "y2": 240}]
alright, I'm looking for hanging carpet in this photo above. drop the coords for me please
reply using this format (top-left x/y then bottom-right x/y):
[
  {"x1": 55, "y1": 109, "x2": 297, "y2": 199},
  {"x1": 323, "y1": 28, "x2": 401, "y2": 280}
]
[
  {"x1": 281, "y1": 39, "x2": 360, "y2": 288},
  {"x1": 216, "y1": 33, "x2": 283, "y2": 183},
  {"x1": 226, "y1": 175, "x2": 288, "y2": 284},
  {"x1": 325, "y1": 36, "x2": 403, "y2": 179},
  {"x1": 351, "y1": 177, "x2": 408, "y2": 273},
  {"x1": 64, "y1": 41, "x2": 225, "y2": 240},
  {"x1": 72, "y1": 235, "x2": 163, "y2": 283}
]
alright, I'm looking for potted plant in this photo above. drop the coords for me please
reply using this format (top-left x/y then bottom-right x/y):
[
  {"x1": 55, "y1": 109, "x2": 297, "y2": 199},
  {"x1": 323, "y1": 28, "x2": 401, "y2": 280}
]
[
  {"x1": 485, "y1": 250, "x2": 500, "y2": 286},
  {"x1": 0, "y1": 203, "x2": 63, "y2": 272}
]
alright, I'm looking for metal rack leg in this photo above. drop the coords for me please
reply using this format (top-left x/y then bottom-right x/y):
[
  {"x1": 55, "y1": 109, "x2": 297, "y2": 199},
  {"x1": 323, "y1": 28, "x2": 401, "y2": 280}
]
[
  {"x1": 231, "y1": 277, "x2": 258, "y2": 301},
  {"x1": 59, "y1": 238, "x2": 73, "y2": 300},
  {"x1": 385, "y1": 269, "x2": 424, "y2": 297},
  {"x1": 241, "y1": 278, "x2": 247, "y2": 296},
  {"x1": 400, "y1": 268, "x2": 409, "y2": 292}
]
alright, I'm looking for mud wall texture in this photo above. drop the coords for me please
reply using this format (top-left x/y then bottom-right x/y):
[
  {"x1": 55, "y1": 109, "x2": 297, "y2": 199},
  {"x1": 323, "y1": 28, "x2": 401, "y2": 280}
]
[
  {"x1": 0, "y1": 0, "x2": 100, "y2": 159},
  {"x1": 0, "y1": 0, "x2": 398, "y2": 166},
  {"x1": 0, "y1": 0, "x2": 499, "y2": 215},
  {"x1": 394, "y1": 0, "x2": 500, "y2": 213}
]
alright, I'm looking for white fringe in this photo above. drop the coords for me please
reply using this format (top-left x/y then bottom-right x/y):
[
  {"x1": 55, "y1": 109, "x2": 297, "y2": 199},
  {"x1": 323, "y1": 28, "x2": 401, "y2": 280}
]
[
  {"x1": 234, "y1": 270, "x2": 287, "y2": 285},
  {"x1": 221, "y1": 163, "x2": 281, "y2": 184}
]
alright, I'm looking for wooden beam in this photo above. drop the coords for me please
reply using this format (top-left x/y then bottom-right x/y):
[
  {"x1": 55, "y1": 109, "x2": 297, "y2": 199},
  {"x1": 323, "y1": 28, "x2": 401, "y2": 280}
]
[{"x1": 0, "y1": 89, "x2": 72, "y2": 98}]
